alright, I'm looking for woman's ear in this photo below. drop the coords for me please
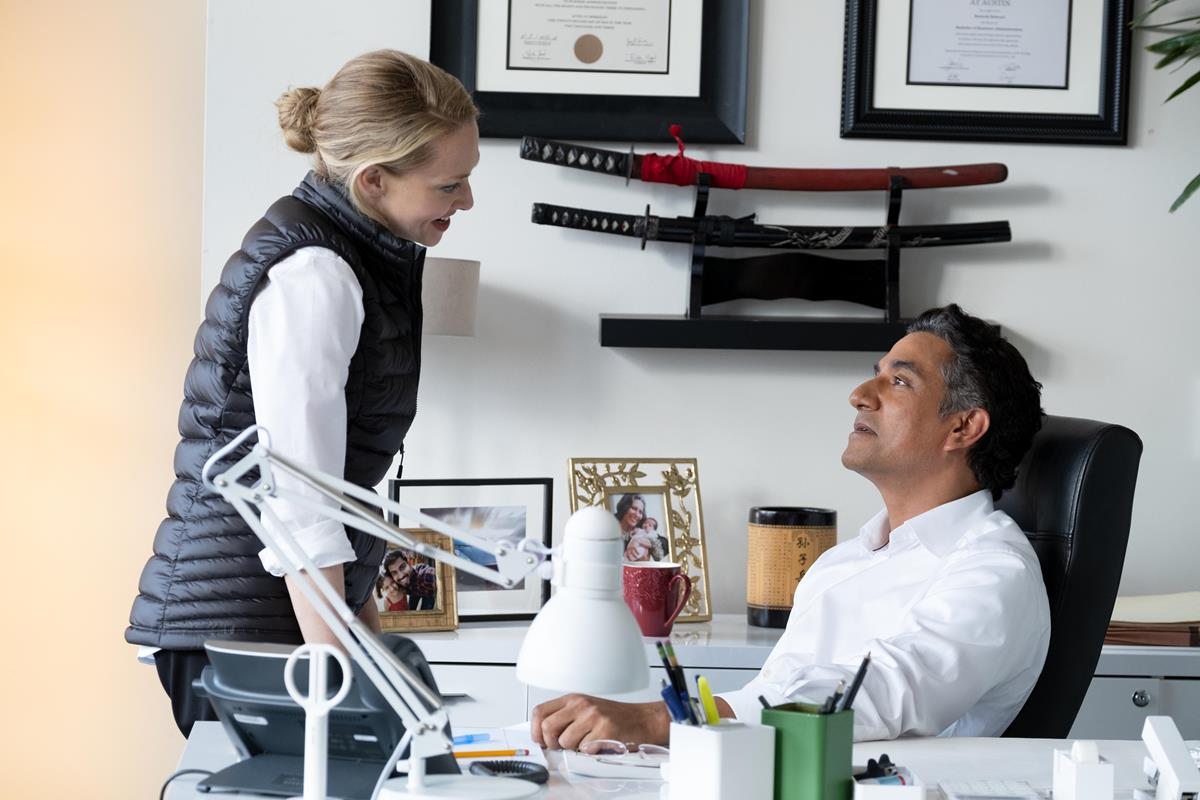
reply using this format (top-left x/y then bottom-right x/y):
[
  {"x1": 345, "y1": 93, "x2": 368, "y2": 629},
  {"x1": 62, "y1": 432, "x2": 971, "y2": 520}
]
[{"x1": 357, "y1": 165, "x2": 387, "y2": 200}]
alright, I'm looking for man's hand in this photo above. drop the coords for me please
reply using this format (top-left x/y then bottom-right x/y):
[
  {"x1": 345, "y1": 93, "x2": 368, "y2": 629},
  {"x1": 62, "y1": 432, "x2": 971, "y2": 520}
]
[{"x1": 531, "y1": 694, "x2": 671, "y2": 751}]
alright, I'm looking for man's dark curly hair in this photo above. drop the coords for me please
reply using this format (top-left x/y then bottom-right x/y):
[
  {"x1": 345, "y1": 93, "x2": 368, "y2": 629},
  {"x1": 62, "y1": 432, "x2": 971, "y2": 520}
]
[{"x1": 907, "y1": 304, "x2": 1044, "y2": 500}]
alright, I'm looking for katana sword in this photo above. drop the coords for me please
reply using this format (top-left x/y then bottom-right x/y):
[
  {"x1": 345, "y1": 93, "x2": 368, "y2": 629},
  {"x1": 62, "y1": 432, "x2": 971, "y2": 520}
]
[
  {"x1": 520, "y1": 135, "x2": 1008, "y2": 191},
  {"x1": 531, "y1": 203, "x2": 1012, "y2": 251}
]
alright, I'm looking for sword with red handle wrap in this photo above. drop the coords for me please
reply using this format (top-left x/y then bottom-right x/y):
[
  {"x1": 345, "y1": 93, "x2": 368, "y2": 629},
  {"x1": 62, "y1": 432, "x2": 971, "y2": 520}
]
[
  {"x1": 531, "y1": 202, "x2": 1011, "y2": 250},
  {"x1": 520, "y1": 134, "x2": 1008, "y2": 191}
]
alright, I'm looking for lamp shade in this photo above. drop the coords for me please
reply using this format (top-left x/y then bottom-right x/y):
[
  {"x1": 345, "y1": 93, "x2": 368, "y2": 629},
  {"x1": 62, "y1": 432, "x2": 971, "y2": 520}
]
[
  {"x1": 421, "y1": 257, "x2": 479, "y2": 336},
  {"x1": 516, "y1": 506, "x2": 649, "y2": 694}
]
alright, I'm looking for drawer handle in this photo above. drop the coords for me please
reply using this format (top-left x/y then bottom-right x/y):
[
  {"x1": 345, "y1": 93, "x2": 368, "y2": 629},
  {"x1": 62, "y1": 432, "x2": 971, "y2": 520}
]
[
  {"x1": 441, "y1": 692, "x2": 475, "y2": 705},
  {"x1": 1131, "y1": 689, "x2": 1151, "y2": 708}
]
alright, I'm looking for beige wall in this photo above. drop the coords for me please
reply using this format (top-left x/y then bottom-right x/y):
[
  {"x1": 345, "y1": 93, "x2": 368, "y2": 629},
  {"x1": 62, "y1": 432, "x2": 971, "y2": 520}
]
[{"x1": 0, "y1": 1, "x2": 205, "y2": 796}]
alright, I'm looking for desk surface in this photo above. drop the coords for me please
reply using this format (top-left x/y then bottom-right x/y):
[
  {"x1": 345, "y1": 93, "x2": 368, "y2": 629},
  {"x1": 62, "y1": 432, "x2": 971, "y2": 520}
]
[
  {"x1": 167, "y1": 721, "x2": 1178, "y2": 799},
  {"x1": 408, "y1": 614, "x2": 1200, "y2": 676}
]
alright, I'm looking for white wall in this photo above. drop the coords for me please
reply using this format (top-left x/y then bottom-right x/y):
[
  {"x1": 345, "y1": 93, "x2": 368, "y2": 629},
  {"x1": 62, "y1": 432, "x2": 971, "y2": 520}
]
[{"x1": 204, "y1": 1, "x2": 1200, "y2": 616}]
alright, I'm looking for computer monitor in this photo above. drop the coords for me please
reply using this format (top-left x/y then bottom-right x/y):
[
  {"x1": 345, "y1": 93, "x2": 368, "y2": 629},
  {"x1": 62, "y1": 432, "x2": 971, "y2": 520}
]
[{"x1": 194, "y1": 637, "x2": 459, "y2": 799}]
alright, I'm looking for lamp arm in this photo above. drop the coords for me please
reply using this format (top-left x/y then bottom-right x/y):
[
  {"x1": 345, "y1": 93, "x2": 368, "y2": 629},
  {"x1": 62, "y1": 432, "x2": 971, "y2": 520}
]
[
  {"x1": 202, "y1": 425, "x2": 557, "y2": 782},
  {"x1": 218, "y1": 480, "x2": 450, "y2": 767},
  {"x1": 265, "y1": 447, "x2": 553, "y2": 586}
]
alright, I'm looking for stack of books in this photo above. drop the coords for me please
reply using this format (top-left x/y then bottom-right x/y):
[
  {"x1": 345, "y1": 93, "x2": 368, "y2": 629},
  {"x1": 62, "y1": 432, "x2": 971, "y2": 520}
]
[{"x1": 1105, "y1": 591, "x2": 1200, "y2": 647}]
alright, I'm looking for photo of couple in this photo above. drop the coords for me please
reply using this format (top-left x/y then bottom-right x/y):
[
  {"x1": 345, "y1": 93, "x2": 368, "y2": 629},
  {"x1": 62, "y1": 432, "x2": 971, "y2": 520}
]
[
  {"x1": 611, "y1": 491, "x2": 671, "y2": 563},
  {"x1": 375, "y1": 546, "x2": 439, "y2": 614}
]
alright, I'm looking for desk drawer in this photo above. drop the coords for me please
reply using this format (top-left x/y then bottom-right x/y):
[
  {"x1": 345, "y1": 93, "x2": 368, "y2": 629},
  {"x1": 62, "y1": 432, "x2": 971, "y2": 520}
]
[
  {"x1": 1069, "y1": 676, "x2": 1164, "y2": 739},
  {"x1": 430, "y1": 664, "x2": 528, "y2": 729},
  {"x1": 527, "y1": 666, "x2": 758, "y2": 717}
]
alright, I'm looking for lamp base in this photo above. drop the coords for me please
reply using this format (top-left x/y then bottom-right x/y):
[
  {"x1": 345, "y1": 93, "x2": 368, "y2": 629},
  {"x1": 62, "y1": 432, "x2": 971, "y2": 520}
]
[{"x1": 379, "y1": 774, "x2": 541, "y2": 799}]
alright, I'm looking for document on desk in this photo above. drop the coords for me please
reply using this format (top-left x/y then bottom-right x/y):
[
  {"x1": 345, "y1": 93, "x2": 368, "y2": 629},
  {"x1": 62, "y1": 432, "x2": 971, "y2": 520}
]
[
  {"x1": 452, "y1": 724, "x2": 548, "y2": 768},
  {"x1": 561, "y1": 749, "x2": 665, "y2": 782}
]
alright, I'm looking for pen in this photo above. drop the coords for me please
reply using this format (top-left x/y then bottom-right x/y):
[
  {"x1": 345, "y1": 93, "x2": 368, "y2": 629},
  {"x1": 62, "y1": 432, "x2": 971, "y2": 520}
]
[
  {"x1": 820, "y1": 680, "x2": 846, "y2": 715},
  {"x1": 662, "y1": 641, "x2": 698, "y2": 724},
  {"x1": 661, "y1": 678, "x2": 688, "y2": 723},
  {"x1": 657, "y1": 641, "x2": 696, "y2": 724},
  {"x1": 690, "y1": 697, "x2": 704, "y2": 726},
  {"x1": 696, "y1": 675, "x2": 720, "y2": 724},
  {"x1": 758, "y1": 695, "x2": 771, "y2": 709},
  {"x1": 453, "y1": 748, "x2": 530, "y2": 759},
  {"x1": 838, "y1": 652, "x2": 871, "y2": 712},
  {"x1": 452, "y1": 733, "x2": 492, "y2": 745}
]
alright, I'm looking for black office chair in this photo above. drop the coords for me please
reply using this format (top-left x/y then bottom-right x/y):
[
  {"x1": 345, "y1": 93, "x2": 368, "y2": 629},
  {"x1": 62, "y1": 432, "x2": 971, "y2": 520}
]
[{"x1": 999, "y1": 415, "x2": 1143, "y2": 738}]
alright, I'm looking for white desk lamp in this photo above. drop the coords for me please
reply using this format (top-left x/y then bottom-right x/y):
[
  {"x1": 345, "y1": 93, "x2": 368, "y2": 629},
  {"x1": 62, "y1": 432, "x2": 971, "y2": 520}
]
[{"x1": 202, "y1": 426, "x2": 648, "y2": 800}]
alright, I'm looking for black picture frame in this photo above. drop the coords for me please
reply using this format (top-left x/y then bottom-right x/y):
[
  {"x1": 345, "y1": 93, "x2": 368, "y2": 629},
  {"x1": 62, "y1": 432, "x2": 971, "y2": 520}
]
[
  {"x1": 388, "y1": 477, "x2": 553, "y2": 622},
  {"x1": 841, "y1": 0, "x2": 1133, "y2": 145},
  {"x1": 430, "y1": 0, "x2": 749, "y2": 143}
]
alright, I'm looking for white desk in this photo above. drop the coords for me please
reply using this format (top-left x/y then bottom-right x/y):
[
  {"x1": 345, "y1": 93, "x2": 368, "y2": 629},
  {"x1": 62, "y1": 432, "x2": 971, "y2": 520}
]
[
  {"x1": 407, "y1": 616, "x2": 1200, "y2": 739},
  {"x1": 167, "y1": 721, "x2": 1182, "y2": 799}
]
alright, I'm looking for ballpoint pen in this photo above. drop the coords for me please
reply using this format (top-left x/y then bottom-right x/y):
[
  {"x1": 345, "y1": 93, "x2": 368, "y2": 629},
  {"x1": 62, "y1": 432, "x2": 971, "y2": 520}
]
[
  {"x1": 820, "y1": 680, "x2": 846, "y2": 715},
  {"x1": 452, "y1": 733, "x2": 492, "y2": 745},
  {"x1": 662, "y1": 641, "x2": 698, "y2": 724},
  {"x1": 657, "y1": 641, "x2": 697, "y2": 724},
  {"x1": 661, "y1": 678, "x2": 688, "y2": 723}
]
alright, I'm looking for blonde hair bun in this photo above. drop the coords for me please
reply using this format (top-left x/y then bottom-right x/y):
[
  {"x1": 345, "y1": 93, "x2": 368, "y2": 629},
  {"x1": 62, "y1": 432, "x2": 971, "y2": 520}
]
[{"x1": 276, "y1": 87, "x2": 321, "y2": 154}]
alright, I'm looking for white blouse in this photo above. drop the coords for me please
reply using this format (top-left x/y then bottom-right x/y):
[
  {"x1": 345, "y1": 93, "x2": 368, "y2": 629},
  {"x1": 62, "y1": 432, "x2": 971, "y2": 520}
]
[
  {"x1": 718, "y1": 490, "x2": 1051, "y2": 741},
  {"x1": 247, "y1": 246, "x2": 365, "y2": 577}
]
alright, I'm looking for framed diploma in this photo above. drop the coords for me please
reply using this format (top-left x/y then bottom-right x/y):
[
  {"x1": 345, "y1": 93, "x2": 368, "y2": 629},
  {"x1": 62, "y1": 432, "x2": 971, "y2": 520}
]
[
  {"x1": 842, "y1": 0, "x2": 1132, "y2": 144},
  {"x1": 430, "y1": 0, "x2": 749, "y2": 143}
]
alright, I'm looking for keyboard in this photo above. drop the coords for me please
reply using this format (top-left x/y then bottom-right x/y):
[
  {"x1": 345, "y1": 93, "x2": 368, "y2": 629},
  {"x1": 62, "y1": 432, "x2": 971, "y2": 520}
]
[{"x1": 938, "y1": 779, "x2": 1042, "y2": 799}]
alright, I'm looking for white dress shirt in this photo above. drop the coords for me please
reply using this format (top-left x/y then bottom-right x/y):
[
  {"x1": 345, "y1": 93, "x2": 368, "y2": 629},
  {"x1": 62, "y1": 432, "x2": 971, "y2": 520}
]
[
  {"x1": 247, "y1": 246, "x2": 364, "y2": 576},
  {"x1": 718, "y1": 490, "x2": 1050, "y2": 741}
]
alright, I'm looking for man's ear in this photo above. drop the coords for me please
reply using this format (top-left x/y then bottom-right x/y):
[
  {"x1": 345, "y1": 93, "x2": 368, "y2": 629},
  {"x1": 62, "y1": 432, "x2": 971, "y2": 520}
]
[
  {"x1": 946, "y1": 408, "x2": 990, "y2": 452},
  {"x1": 357, "y1": 165, "x2": 386, "y2": 199}
]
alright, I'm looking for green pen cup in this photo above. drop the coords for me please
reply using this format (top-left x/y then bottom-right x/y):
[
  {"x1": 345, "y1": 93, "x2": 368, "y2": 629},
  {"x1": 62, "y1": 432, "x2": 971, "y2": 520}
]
[{"x1": 761, "y1": 704, "x2": 853, "y2": 800}]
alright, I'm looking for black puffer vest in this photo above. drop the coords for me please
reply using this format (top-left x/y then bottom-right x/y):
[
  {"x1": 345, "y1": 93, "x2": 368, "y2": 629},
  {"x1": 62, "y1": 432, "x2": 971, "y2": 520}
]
[{"x1": 126, "y1": 172, "x2": 423, "y2": 649}]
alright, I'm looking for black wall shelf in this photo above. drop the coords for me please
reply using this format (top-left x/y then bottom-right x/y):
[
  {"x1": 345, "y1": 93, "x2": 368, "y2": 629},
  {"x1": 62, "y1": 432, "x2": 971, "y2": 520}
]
[{"x1": 600, "y1": 314, "x2": 915, "y2": 352}]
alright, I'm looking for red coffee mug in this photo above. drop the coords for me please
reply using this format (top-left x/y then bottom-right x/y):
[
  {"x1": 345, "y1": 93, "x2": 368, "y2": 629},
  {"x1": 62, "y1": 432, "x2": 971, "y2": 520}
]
[{"x1": 623, "y1": 562, "x2": 692, "y2": 637}]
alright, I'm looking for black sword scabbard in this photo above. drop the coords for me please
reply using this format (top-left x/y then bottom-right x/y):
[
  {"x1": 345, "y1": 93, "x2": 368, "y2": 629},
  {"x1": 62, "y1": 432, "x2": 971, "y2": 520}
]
[{"x1": 531, "y1": 203, "x2": 1011, "y2": 250}]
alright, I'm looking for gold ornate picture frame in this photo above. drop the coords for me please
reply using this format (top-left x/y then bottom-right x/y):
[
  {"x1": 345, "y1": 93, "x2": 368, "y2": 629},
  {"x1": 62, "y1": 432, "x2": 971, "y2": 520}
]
[
  {"x1": 375, "y1": 529, "x2": 458, "y2": 633},
  {"x1": 568, "y1": 458, "x2": 711, "y2": 623}
]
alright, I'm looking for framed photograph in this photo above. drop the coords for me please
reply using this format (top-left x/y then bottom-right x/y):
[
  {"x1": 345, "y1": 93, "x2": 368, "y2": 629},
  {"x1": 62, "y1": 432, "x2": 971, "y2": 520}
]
[
  {"x1": 568, "y1": 458, "x2": 711, "y2": 623},
  {"x1": 375, "y1": 529, "x2": 458, "y2": 633},
  {"x1": 841, "y1": 0, "x2": 1133, "y2": 144},
  {"x1": 430, "y1": 0, "x2": 749, "y2": 143},
  {"x1": 388, "y1": 478, "x2": 553, "y2": 622}
]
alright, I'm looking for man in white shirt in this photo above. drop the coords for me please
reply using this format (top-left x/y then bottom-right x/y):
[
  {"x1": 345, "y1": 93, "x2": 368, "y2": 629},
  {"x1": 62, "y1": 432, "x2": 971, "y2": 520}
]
[{"x1": 531, "y1": 304, "x2": 1050, "y2": 746}]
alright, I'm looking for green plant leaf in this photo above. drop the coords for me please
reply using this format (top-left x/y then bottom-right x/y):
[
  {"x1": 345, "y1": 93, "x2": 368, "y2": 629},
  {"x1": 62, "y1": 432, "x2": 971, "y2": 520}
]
[
  {"x1": 1166, "y1": 69, "x2": 1200, "y2": 101},
  {"x1": 1154, "y1": 45, "x2": 1199, "y2": 70},
  {"x1": 1133, "y1": 0, "x2": 1178, "y2": 28},
  {"x1": 1146, "y1": 29, "x2": 1200, "y2": 53},
  {"x1": 1138, "y1": 16, "x2": 1200, "y2": 30},
  {"x1": 1169, "y1": 171, "x2": 1200, "y2": 212}
]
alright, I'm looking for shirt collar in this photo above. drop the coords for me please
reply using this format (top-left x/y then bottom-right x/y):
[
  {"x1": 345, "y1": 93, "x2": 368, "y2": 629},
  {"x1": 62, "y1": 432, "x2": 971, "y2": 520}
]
[{"x1": 858, "y1": 489, "x2": 994, "y2": 558}]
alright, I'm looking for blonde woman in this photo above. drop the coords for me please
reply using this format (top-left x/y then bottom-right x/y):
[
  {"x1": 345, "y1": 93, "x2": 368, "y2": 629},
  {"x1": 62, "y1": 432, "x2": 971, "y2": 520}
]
[{"x1": 126, "y1": 50, "x2": 479, "y2": 736}]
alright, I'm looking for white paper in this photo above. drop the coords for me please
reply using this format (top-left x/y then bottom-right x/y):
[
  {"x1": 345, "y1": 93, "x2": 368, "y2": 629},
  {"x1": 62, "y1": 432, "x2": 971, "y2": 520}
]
[
  {"x1": 907, "y1": 0, "x2": 1072, "y2": 89},
  {"x1": 873, "y1": 1, "x2": 1102, "y2": 114},
  {"x1": 475, "y1": 0, "x2": 702, "y2": 97},
  {"x1": 452, "y1": 724, "x2": 549, "y2": 768},
  {"x1": 507, "y1": 0, "x2": 671, "y2": 74}
]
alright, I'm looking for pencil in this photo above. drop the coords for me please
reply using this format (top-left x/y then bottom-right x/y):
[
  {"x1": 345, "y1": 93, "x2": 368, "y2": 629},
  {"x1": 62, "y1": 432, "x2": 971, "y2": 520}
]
[{"x1": 453, "y1": 748, "x2": 531, "y2": 758}]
